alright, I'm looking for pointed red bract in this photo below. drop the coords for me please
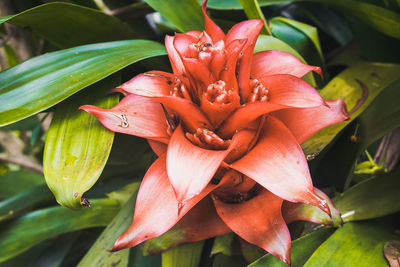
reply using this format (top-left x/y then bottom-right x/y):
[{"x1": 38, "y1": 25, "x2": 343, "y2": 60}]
[
  {"x1": 251, "y1": 50, "x2": 322, "y2": 79},
  {"x1": 112, "y1": 154, "x2": 177, "y2": 250},
  {"x1": 212, "y1": 190, "x2": 291, "y2": 264},
  {"x1": 202, "y1": 0, "x2": 225, "y2": 42},
  {"x1": 117, "y1": 71, "x2": 174, "y2": 97},
  {"x1": 166, "y1": 124, "x2": 231, "y2": 207},
  {"x1": 148, "y1": 140, "x2": 167, "y2": 156},
  {"x1": 230, "y1": 116, "x2": 330, "y2": 214},
  {"x1": 259, "y1": 74, "x2": 324, "y2": 107},
  {"x1": 225, "y1": 19, "x2": 264, "y2": 100},
  {"x1": 165, "y1": 35, "x2": 186, "y2": 76},
  {"x1": 273, "y1": 99, "x2": 349, "y2": 144},
  {"x1": 80, "y1": 95, "x2": 169, "y2": 143}
]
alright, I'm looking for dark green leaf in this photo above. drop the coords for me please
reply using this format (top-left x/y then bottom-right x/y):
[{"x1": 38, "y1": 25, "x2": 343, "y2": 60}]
[
  {"x1": 0, "y1": 185, "x2": 53, "y2": 221},
  {"x1": 211, "y1": 233, "x2": 236, "y2": 257},
  {"x1": 0, "y1": 198, "x2": 120, "y2": 262},
  {"x1": 304, "y1": 222, "x2": 399, "y2": 266},
  {"x1": 0, "y1": 171, "x2": 44, "y2": 199},
  {"x1": 0, "y1": 40, "x2": 166, "y2": 126},
  {"x1": 145, "y1": 0, "x2": 203, "y2": 32},
  {"x1": 249, "y1": 227, "x2": 334, "y2": 267},
  {"x1": 0, "y1": 3, "x2": 136, "y2": 48},
  {"x1": 334, "y1": 168, "x2": 400, "y2": 222},
  {"x1": 43, "y1": 75, "x2": 119, "y2": 209}
]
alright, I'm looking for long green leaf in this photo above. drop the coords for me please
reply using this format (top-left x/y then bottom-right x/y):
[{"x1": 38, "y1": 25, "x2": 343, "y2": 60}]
[
  {"x1": 240, "y1": 0, "x2": 271, "y2": 35},
  {"x1": 206, "y1": 0, "x2": 400, "y2": 39},
  {"x1": 78, "y1": 183, "x2": 140, "y2": 267},
  {"x1": 302, "y1": 62, "x2": 400, "y2": 156},
  {"x1": 162, "y1": 242, "x2": 204, "y2": 267},
  {"x1": 0, "y1": 198, "x2": 121, "y2": 263},
  {"x1": 0, "y1": 40, "x2": 166, "y2": 126},
  {"x1": 304, "y1": 222, "x2": 400, "y2": 266},
  {"x1": 334, "y1": 168, "x2": 400, "y2": 222},
  {"x1": 0, "y1": 185, "x2": 53, "y2": 221},
  {"x1": 145, "y1": 0, "x2": 203, "y2": 32},
  {"x1": 43, "y1": 75, "x2": 119, "y2": 209},
  {"x1": 0, "y1": 171, "x2": 44, "y2": 199},
  {"x1": 249, "y1": 228, "x2": 334, "y2": 267},
  {"x1": 0, "y1": 3, "x2": 136, "y2": 48}
]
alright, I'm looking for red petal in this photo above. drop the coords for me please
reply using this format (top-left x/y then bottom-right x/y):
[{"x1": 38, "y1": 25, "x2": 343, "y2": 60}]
[
  {"x1": 165, "y1": 35, "x2": 185, "y2": 76},
  {"x1": 202, "y1": 0, "x2": 225, "y2": 42},
  {"x1": 282, "y1": 188, "x2": 342, "y2": 226},
  {"x1": 117, "y1": 71, "x2": 174, "y2": 97},
  {"x1": 166, "y1": 124, "x2": 232, "y2": 207},
  {"x1": 80, "y1": 95, "x2": 169, "y2": 143},
  {"x1": 112, "y1": 154, "x2": 177, "y2": 250},
  {"x1": 225, "y1": 19, "x2": 264, "y2": 101},
  {"x1": 143, "y1": 197, "x2": 230, "y2": 254},
  {"x1": 251, "y1": 50, "x2": 322, "y2": 79},
  {"x1": 213, "y1": 190, "x2": 291, "y2": 264},
  {"x1": 112, "y1": 154, "x2": 217, "y2": 251},
  {"x1": 260, "y1": 74, "x2": 324, "y2": 107},
  {"x1": 273, "y1": 99, "x2": 349, "y2": 144},
  {"x1": 148, "y1": 139, "x2": 168, "y2": 156},
  {"x1": 230, "y1": 116, "x2": 330, "y2": 214}
]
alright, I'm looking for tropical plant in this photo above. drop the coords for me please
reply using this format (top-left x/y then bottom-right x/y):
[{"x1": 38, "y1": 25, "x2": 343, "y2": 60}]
[{"x1": 0, "y1": 0, "x2": 399, "y2": 266}]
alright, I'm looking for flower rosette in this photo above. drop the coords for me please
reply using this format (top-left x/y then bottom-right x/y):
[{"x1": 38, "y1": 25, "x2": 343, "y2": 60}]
[{"x1": 80, "y1": 1, "x2": 349, "y2": 263}]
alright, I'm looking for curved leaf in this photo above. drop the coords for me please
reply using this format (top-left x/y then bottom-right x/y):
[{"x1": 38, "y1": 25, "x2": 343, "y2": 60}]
[
  {"x1": 0, "y1": 198, "x2": 121, "y2": 263},
  {"x1": 0, "y1": 40, "x2": 166, "y2": 126},
  {"x1": 43, "y1": 76, "x2": 119, "y2": 209},
  {"x1": 0, "y1": 171, "x2": 44, "y2": 199},
  {"x1": 0, "y1": 2, "x2": 136, "y2": 48}
]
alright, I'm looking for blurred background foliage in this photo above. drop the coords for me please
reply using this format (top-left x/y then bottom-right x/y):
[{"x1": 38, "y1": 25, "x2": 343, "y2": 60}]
[{"x1": 0, "y1": 0, "x2": 399, "y2": 266}]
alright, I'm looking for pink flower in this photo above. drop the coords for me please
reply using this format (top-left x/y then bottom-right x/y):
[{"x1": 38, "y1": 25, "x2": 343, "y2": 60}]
[{"x1": 80, "y1": 0, "x2": 348, "y2": 263}]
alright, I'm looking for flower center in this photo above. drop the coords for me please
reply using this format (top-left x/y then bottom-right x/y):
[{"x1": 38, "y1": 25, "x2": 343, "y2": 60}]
[
  {"x1": 249, "y1": 78, "x2": 269, "y2": 103},
  {"x1": 170, "y1": 77, "x2": 192, "y2": 101},
  {"x1": 204, "y1": 80, "x2": 231, "y2": 104},
  {"x1": 186, "y1": 127, "x2": 230, "y2": 150}
]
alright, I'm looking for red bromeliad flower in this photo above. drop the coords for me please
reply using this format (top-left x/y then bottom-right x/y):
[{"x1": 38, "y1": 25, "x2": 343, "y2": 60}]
[{"x1": 80, "y1": 1, "x2": 348, "y2": 263}]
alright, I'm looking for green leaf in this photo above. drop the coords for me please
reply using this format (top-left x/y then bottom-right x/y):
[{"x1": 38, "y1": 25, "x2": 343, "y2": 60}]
[
  {"x1": 0, "y1": 3, "x2": 136, "y2": 48},
  {"x1": 0, "y1": 171, "x2": 44, "y2": 200},
  {"x1": 0, "y1": 39, "x2": 166, "y2": 127},
  {"x1": 334, "y1": 168, "x2": 400, "y2": 222},
  {"x1": 0, "y1": 185, "x2": 53, "y2": 222},
  {"x1": 302, "y1": 62, "x2": 400, "y2": 156},
  {"x1": 0, "y1": 198, "x2": 121, "y2": 263},
  {"x1": 43, "y1": 75, "x2": 119, "y2": 209},
  {"x1": 78, "y1": 183, "x2": 140, "y2": 267},
  {"x1": 145, "y1": 0, "x2": 203, "y2": 32},
  {"x1": 161, "y1": 242, "x2": 204, "y2": 267},
  {"x1": 304, "y1": 222, "x2": 400, "y2": 266},
  {"x1": 249, "y1": 227, "x2": 335, "y2": 267},
  {"x1": 239, "y1": 0, "x2": 271, "y2": 35}
]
